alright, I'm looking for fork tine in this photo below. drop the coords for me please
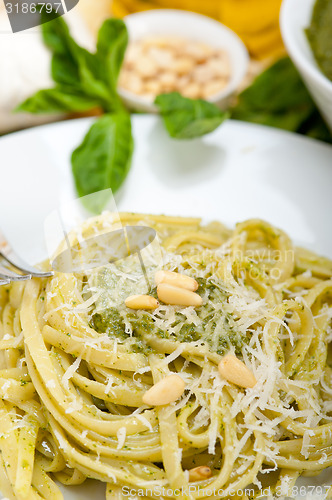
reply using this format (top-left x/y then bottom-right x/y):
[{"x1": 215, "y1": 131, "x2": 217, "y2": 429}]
[
  {"x1": 0, "y1": 266, "x2": 31, "y2": 281},
  {"x1": 1, "y1": 254, "x2": 53, "y2": 278},
  {"x1": 0, "y1": 228, "x2": 53, "y2": 278}
]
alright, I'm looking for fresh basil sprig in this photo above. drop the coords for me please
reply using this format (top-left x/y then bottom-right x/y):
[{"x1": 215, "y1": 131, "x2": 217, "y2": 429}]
[
  {"x1": 17, "y1": 13, "x2": 127, "y2": 113},
  {"x1": 17, "y1": 13, "x2": 133, "y2": 209},
  {"x1": 17, "y1": 12, "x2": 229, "y2": 211},
  {"x1": 155, "y1": 92, "x2": 229, "y2": 139}
]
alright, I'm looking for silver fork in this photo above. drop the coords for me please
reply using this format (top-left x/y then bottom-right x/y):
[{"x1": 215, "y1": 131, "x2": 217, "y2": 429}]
[{"x1": 0, "y1": 228, "x2": 53, "y2": 285}]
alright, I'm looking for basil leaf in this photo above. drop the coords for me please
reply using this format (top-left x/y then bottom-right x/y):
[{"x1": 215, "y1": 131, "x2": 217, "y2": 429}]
[
  {"x1": 299, "y1": 110, "x2": 332, "y2": 144},
  {"x1": 232, "y1": 107, "x2": 313, "y2": 132},
  {"x1": 96, "y1": 19, "x2": 128, "y2": 93},
  {"x1": 155, "y1": 92, "x2": 229, "y2": 139},
  {"x1": 41, "y1": 12, "x2": 115, "y2": 110},
  {"x1": 75, "y1": 49, "x2": 115, "y2": 108},
  {"x1": 71, "y1": 113, "x2": 133, "y2": 211},
  {"x1": 233, "y1": 58, "x2": 313, "y2": 114},
  {"x1": 51, "y1": 54, "x2": 79, "y2": 87},
  {"x1": 231, "y1": 57, "x2": 332, "y2": 143},
  {"x1": 41, "y1": 11, "x2": 80, "y2": 87},
  {"x1": 16, "y1": 87, "x2": 100, "y2": 113},
  {"x1": 232, "y1": 57, "x2": 317, "y2": 131}
]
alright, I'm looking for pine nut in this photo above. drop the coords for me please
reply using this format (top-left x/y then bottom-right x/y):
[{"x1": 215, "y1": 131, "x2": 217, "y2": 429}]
[
  {"x1": 159, "y1": 71, "x2": 177, "y2": 87},
  {"x1": 155, "y1": 270, "x2": 199, "y2": 291},
  {"x1": 192, "y1": 64, "x2": 215, "y2": 83},
  {"x1": 207, "y1": 57, "x2": 230, "y2": 78},
  {"x1": 182, "y1": 82, "x2": 202, "y2": 99},
  {"x1": 157, "y1": 283, "x2": 203, "y2": 307},
  {"x1": 188, "y1": 466, "x2": 212, "y2": 482},
  {"x1": 125, "y1": 43, "x2": 143, "y2": 66},
  {"x1": 218, "y1": 354, "x2": 257, "y2": 389},
  {"x1": 144, "y1": 80, "x2": 162, "y2": 95},
  {"x1": 173, "y1": 57, "x2": 195, "y2": 75},
  {"x1": 142, "y1": 374, "x2": 185, "y2": 406},
  {"x1": 125, "y1": 294, "x2": 158, "y2": 310},
  {"x1": 177, "y1": 75, "x2": 190, "y2": 90},
  {"x1": 202, "y1": 79, "x2": 228, "y2": 98},
  {"x1": 148, "y1": 47, "x2": 174, "y2": 69},
  {"x1": 120, "y1": 72, "x2": 144, "y2": 94},
  {"x1": 120, "y1": 36, "x2": 231, "y2": 100},
  {"x1": 135, "y1": 56, "x2": 157, "y2": 78}
]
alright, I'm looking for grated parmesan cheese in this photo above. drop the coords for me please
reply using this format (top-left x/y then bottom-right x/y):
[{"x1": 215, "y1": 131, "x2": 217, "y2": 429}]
[
  {"x1": 61, "y1": 356, "x2": 81, "y2": 391},
  {"x1": 116, "y1": 427, "x2": 126, "y2": 450}
]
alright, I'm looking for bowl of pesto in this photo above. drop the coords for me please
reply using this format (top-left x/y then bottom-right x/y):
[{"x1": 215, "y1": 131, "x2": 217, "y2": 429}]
[{"x1": 280, "y1": 0, "x2": 332, "y2": 132}]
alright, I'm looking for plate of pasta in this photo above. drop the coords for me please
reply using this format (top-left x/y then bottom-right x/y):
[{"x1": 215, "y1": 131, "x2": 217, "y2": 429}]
[{"x1": 0, "y1": 116, "x2": 332, "y2": 500}]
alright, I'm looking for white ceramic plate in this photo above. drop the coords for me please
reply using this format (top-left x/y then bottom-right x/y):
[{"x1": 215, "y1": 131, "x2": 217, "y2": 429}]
[
  {"x1": 0, "y1": 116, "x2": 332, "y2": 498},
  {"x1": 0, "y1": 115, "x2": 331, "y2": 263}
]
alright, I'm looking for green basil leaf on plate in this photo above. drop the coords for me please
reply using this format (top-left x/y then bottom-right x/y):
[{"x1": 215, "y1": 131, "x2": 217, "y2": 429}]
[
  {"x1": 72, "y1": 113, "x2": 134, "y2": 211},
  {"x1": 155, "y1": 92, "x2": 229, "y2": 139},
  {"x1": 16, "y1": 87, "x2": 100, "y2": 114}
]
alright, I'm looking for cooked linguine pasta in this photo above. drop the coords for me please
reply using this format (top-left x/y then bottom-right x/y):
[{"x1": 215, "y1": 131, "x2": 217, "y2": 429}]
[{"x1": 0, "y1": 213, "x2": 331, "y2": 500}]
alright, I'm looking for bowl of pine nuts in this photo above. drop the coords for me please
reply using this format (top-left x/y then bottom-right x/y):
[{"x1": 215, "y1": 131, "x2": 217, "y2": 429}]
[{"x1": 118, "y1": 9, "x2": 249, "y2": 112}]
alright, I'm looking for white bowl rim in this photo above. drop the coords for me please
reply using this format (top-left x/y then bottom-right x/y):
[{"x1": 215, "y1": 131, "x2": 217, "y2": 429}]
[
  {"x1": 280, "y1": 0, "x2": 332, "y2": 94},
  {"x1": 118, "y1": 8, "x2": 249, "y2": 109}
]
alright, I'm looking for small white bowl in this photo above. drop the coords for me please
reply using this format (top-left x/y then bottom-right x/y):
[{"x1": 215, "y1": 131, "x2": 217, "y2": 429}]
[
  {"x1": 118, "y1": 9, "x2": 249, "y2": 112},
  {"x1": 280, "y1": 0, "x2": 332, "y2": 132}
]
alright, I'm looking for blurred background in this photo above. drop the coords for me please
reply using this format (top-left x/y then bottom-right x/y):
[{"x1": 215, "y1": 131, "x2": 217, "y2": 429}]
[
  {"x1": 0, "y1": 0, "x2": 331, "y2": 142},
  {"x1": 0, "y1": 0, "x2": 283, "y2": 132}
]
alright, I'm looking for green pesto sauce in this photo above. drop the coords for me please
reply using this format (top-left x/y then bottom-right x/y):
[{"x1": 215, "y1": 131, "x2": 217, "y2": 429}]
[
  {"x1": 90, "y1": 278, "x2": 248, "y2": 357},
  {"x1": 90, "y1": 308, "x2": 127, "y2": 341},
  {"x1": 306, "y1": 0, "x2": 332, "y2": 81}
]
